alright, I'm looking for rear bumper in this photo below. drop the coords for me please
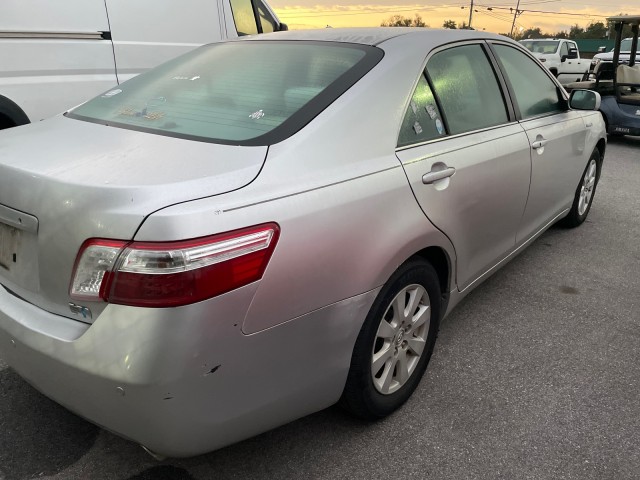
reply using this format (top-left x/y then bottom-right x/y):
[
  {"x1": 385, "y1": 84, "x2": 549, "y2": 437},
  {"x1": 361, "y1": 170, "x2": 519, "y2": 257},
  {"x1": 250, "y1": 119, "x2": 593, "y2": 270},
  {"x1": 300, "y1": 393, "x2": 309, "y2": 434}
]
[
  {"x1": 608, "y1": 124, "x2": 640, "y2": 136},
  {"x1": 0, "y1": 284, "x2": 375, "y2": 457}
]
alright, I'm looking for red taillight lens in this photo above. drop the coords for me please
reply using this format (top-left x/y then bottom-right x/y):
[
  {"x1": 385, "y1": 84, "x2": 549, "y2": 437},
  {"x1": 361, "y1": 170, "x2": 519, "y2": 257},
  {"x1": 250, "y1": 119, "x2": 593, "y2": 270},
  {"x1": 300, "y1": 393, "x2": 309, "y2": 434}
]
[{"x1": 69, "y1": 223, "x2": 279, "y2": 307}]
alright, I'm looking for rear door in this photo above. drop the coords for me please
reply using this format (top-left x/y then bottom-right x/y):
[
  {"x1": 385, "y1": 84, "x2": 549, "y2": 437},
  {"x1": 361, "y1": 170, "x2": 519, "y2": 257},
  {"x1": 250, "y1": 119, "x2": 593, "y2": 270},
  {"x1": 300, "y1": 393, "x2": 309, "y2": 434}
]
[
  {"x1": 396, "y1": 42, "x2": 531, "y2": 290},
  {"x1": 489, "y1": 42, "x2": 589, "y2": 244}
]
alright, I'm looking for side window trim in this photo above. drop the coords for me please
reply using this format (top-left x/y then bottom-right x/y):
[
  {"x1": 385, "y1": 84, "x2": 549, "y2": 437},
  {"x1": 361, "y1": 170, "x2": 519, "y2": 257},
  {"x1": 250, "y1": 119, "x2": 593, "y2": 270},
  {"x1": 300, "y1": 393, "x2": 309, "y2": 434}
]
[
  {"x1": 486, "y1": 40, "x2": 569, "y2": 121},
  {"x1": 480, "y1": 41, "x2": 517, "y2": 122},
  {"x1": 256, "y1": 0, "x2": 280, "y2": 33},
  {"x1": 396, "y1": 121, "x2": 522, "y2": 152},
  {"x1": 251, "y1": 0, "x2": 264, "y2": 34},
  {"x1": 251, "y1": 0, "x2": 280, "y2": 34}
]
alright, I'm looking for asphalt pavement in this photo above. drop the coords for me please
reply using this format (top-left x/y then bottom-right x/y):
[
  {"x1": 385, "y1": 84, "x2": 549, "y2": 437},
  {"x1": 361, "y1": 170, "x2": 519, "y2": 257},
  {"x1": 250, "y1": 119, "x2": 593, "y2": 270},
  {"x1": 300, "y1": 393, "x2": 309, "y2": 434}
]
[{"x1": 0, "y1": 136, "x2": 638, "y2": 480}]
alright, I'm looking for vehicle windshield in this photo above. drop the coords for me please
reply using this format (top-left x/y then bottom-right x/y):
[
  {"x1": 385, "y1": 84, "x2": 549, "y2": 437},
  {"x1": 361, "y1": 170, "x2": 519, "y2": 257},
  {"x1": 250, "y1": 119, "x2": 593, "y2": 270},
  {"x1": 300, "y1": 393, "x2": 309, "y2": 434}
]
[
  {"x1": 67, "y1": 41, "x2": 382, "y2": 146},
  {"x1": 520, "y1": 40, "x2": 559, "y2": 54}
]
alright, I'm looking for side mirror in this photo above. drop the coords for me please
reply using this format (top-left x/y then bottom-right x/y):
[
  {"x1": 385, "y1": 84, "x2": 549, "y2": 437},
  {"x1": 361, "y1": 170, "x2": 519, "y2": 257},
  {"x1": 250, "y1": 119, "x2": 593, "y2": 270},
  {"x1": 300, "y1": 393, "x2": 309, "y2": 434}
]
[
  {"x1": 567, "y1": 48, "x2": 578, "y2": 59},
  {"x1": 278, "y1": 22, "x2": 288, "y2": 31},
  {"x1": 561, "y1": 55, "x2": 568, "y2": 62},
  {"x1": 569, "y1": 89, "x2": 601, "y2": 111}
]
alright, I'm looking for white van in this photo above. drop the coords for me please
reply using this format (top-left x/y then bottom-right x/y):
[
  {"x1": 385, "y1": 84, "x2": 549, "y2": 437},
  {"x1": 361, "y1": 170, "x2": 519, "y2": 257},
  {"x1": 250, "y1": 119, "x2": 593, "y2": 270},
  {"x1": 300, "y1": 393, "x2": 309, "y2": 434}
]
[{"x1": 0, "y1": 0, "x2": 286, "y2": 130}]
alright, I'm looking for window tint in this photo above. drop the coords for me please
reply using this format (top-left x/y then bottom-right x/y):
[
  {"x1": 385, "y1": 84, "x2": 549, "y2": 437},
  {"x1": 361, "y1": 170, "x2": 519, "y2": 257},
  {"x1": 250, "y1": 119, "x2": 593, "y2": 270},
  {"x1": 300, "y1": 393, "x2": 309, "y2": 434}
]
[
  {"x1": 493, "y1": 44, "x2": 564, "y2": 118},
  {"x1": 398, "y1": 75, "x2": 445, "y2": 147},
  {"x1": 426, "y1": 44, "x2": 508, "y2": 135},
  {"x1": 230, "y1": 0, "x2": 258, "y2": 35},
  {"x1": 68, "y1": 42, "x2": 377, "y2": 145}
]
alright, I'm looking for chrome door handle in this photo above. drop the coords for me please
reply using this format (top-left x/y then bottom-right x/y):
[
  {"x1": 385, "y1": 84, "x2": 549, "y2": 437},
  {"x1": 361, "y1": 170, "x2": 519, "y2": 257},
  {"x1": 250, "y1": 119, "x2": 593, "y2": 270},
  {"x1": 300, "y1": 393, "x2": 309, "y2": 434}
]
[
  {"x1": 422, "y1": 167, "x2": 456, "y2": 184},
  {"x1": 531, "y1": 139, "x2": 548, "y2": 149}
]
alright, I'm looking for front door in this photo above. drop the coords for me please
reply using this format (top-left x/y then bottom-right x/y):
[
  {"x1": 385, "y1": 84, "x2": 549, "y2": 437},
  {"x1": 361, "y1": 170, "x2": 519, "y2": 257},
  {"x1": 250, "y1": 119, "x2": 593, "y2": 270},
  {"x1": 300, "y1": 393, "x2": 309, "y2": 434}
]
[{"x1": 490, "y1": 43, "x2": 589, "y2": 244}]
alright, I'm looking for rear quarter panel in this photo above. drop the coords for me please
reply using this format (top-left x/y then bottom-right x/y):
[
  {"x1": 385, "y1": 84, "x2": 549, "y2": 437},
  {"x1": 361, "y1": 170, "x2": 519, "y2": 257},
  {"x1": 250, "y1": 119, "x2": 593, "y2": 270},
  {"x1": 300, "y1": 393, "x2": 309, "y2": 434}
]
[{"x1": 134, "y1": 38, "x2": 457, "y2": 333}]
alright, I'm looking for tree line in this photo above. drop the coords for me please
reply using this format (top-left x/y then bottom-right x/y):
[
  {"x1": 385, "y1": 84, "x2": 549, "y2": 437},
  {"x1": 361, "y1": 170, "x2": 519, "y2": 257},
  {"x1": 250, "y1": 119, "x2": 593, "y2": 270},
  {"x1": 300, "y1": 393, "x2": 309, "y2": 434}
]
[{"x1": 380, "y1": 16, "x2": 635, "y2": 40}]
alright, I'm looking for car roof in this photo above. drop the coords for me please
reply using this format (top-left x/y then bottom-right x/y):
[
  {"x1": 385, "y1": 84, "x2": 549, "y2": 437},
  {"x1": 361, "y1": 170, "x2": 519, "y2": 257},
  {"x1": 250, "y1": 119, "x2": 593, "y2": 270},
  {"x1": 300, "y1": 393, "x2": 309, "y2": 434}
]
[
  {"x1": 607, "y1": 15, "x2": 640, "y2": 23},
  {"x1": 240, "y1": 27, "x2": 507, "y2": 47}
]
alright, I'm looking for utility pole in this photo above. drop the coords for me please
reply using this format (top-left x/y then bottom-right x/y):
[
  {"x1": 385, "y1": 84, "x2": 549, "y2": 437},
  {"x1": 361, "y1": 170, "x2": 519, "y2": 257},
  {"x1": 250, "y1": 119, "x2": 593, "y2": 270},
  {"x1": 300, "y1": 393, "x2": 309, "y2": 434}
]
[
  {"x1": 509, "y1": 0, "x2": 521, "y2": 38},
  {"x1": 468, "y1": 0, "x2": 474, "y2": 29}
]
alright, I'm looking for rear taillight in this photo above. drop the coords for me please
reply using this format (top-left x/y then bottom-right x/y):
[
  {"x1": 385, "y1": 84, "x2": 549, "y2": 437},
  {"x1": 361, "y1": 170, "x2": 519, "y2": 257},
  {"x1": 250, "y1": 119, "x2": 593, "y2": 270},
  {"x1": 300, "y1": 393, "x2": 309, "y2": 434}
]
[{"x1": 69, "y1": 223, "x2": 279, "y2": 307}]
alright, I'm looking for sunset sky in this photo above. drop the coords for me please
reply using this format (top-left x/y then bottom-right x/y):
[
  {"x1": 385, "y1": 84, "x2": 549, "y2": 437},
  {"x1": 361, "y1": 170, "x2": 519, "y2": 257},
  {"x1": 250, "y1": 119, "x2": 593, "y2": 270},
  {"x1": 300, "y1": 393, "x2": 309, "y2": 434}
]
[{"x1": 269, "y1": 0, "x2": 638, "y2": 36}]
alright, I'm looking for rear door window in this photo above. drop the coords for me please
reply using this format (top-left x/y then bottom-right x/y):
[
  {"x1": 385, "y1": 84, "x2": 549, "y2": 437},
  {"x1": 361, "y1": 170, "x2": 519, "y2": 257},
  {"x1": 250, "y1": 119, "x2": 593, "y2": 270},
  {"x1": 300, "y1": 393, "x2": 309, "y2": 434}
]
[{"x1": 425, "y1": 44, "x2": 509, "y2": 135}]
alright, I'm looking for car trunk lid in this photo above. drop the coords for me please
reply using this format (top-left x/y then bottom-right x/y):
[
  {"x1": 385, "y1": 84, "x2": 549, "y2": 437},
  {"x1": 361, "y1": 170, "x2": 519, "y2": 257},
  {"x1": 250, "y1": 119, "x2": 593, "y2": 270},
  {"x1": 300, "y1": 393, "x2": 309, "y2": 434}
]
[{"x1": 0, "y1": 116, "x2": 267, "y2": 322}]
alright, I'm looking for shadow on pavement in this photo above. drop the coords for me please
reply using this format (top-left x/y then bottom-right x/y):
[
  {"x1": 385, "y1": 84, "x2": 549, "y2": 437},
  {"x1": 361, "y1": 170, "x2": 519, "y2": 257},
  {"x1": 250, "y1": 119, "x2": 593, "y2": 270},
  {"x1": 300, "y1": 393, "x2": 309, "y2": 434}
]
[{"x1": 127, "y1": 466, "x2": 196, "y2": 480}]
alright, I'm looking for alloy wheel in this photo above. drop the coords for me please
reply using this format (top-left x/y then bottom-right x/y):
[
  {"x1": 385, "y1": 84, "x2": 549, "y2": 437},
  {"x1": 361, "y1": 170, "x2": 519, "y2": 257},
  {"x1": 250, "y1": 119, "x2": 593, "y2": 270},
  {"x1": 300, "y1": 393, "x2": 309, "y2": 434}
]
[
  {"x1": 578, "y1": 158, "x2": 597, "y2": 216},
  {"x1": 371, "y1": 284, "x2": 431, "y2": 395}
]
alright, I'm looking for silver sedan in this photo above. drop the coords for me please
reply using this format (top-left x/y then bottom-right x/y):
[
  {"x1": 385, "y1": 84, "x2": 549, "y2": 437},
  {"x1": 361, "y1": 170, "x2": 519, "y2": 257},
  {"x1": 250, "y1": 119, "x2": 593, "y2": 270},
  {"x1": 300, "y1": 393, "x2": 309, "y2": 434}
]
[{"x1": 0, "y1": 28, "x2": 606, "y2": 457}]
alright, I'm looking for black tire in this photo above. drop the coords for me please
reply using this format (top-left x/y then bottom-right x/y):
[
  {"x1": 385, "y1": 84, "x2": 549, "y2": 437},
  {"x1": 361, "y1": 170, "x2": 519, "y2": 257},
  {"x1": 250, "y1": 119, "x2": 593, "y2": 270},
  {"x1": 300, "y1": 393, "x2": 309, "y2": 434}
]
[
  {"x1": 341, "y1": 258, "x2": 441, "y2": 420},
  {"x1": 0, "y1": 95, "x2": 30, "y2": 131},
  {"x1": 560, "y1": 148, "x2": 601, "y2": 228}
]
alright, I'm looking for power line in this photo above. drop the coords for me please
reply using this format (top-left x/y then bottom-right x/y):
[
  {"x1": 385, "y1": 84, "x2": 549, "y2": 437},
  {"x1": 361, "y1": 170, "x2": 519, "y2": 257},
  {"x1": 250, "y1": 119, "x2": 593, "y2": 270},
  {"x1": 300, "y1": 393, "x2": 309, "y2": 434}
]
[
  {"x1": 277, "y1": 2, "x2": 473, "y2": 17},
  {"x1": 475, "y1": 9, "x2": 514, "y2": 24},
  {"x1": 477, "y1": 0, "x2": 560, "y2": 6},
  {"x1": 481, "y1": 5, "x2": 609, "y2": 17},
  {"x1": 480, "y1": 9, "x2": 516, "y2": 23},
  {"x1": 277, "y1": 2, "x2": 475, "y2": 18},
  {"x1": 278, "y1": 6, "x2": 438, "y2": 18}
]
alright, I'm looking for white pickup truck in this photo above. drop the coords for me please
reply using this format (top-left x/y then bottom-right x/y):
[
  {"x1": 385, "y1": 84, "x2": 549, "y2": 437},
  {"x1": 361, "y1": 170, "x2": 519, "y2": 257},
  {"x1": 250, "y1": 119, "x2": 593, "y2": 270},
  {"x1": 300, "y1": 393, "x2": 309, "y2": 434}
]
[
  {"x1": 0, "y1": 0, "x2": 286, "y2": 131},
  {"x1": 520, "y1": 38, "x2": 591, "y2": 84},
  {"x1": 590, "y1": 38, "x2": 640, "y2": 73}
]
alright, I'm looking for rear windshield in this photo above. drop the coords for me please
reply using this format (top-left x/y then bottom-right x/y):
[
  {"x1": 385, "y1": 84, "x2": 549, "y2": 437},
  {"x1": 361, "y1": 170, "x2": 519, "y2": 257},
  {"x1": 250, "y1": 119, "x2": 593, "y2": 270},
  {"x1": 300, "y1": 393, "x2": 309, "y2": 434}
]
[
  {"x1": 67, "y1": 41, "x2": 383, "y2": 146},
  {"x1": 520, "y1": 40, "x2": 559, "y2": 54}
]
